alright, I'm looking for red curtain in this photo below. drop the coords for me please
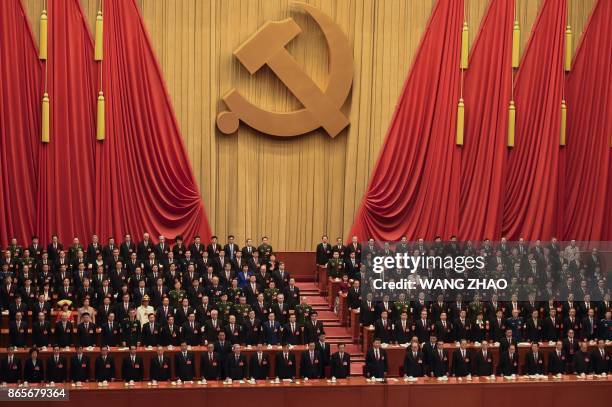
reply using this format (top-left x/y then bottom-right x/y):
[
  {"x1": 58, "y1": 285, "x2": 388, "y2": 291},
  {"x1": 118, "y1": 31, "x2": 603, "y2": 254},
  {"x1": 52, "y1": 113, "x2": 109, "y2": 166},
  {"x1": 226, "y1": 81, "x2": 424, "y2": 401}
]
[
  {"x1": 35, "y1": 0, "x2": 97, "y2": 243},
  {"x1": 563, "y1": 0, "x2": 611, "y2": 241},
  {"x1": 0, "y1": 0, "x2": 42, "y2": 247},
  {"x1": 349, "y1": 0, "x2": 463, "y2": 241},
  {"x1": 502, "y1": 0, "x2": 566, "y2": 240},
  {"x1": 94, "y1": 0, "x2": 211, "y2": 243},
  {"x1": 459, "y1": 0, "x2": 514, "y2": 240}
]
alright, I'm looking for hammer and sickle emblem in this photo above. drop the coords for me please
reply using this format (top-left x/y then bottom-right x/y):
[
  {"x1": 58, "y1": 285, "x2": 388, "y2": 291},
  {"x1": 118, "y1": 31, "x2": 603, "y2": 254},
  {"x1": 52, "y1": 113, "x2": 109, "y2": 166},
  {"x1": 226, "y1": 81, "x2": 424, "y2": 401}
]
[{"x1": 216, "y1": 3, "x2": 353, "y2": 138}]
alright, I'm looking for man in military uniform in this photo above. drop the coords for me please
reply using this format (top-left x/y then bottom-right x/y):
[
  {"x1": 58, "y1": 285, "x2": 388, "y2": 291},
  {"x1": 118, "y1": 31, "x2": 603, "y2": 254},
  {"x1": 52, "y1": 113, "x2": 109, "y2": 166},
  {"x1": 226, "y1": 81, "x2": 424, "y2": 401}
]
[
  {"x1": 232, "y1": 295, "x2": 252, "y2": 324},
  {"x1": 506, "y1": 309, "x2": 524, "y2": 341},
  {"x1": 264, "y1": 281, "x2": 281, "y2": 304},
  {"x1": 393, "y1": 294, "x2": 410, "y2": 322},
  {"x1": 8, "y1": 238, "x2": 23, "y2": 258},
  {"x1": 216, "y1": 293, "x2": 233, "y2": 322},
  {"x1": 326, "y1": 251, "x2": 344, "y2": 279},
  {"x1": 121, "y1": 308, "x2": 141, "y2": 347},
  {"x1": 295, "y1": 296, "x2": 314, "y2": 324},
  {"x1": 257, "y1": 237, "x2": 273, "y2": 262}
]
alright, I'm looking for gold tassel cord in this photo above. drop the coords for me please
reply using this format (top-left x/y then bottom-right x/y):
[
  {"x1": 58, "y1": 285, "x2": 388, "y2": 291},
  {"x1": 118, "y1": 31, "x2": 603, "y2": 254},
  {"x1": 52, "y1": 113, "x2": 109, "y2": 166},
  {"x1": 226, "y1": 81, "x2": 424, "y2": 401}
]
[
  {"x1": 564, "y1": 25, "x2": 572, "y2": 72},
  {"x1": 39, "y1": 10, "x2": 48, "y2": 60},
  {"x1": 460, "y1": 22, "x2": 469, "y2": 70},
  {"x1": 508, "y1": 100, "x2": 516, "y2": 148},
  {"x1": 41, "y1": 93, "x2": 50, "y2": 143},
  {"x1": 97, "y1": 92, "x2": 105, "y2": 141},
  {"x1": 95, "y1": 10, "x2": 104, "y2": 61},
  {"x1": 560, "y1": 100, "x2": 567, "y2": 146},
  {"x1": 456, "y1": 98, "x2": 465, "y2": 146},
  {"x1": 512, "y1": 20, "x2": 520, "y2": 68}
]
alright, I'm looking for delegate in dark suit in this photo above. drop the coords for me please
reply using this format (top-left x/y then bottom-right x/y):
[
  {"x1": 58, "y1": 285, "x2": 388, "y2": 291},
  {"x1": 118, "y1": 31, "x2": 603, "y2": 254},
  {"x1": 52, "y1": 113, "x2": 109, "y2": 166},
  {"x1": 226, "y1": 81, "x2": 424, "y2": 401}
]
[
  {"x1": 46, "y1": 354, "x2": 68, "y2": 382},
  {"x1": 70, "y1": 353, "x2": 90, "y2": 382},
  {"x1": 429, "y1": 348, "x2": 449, "y2": 377},
  {"x1": 496, "y1": 350, "x2": 519, "y2": 376},
  {"x1": 150, "y1": 354, "x2": 171, "y2": 381},
  {"x1": 300, "y1": 349, "x2": 323, "y2": 379},
  {"x1": 403, "y1": 349, "x2": 425, "y2": 377},
  {"x1": 365, "y1": 347, "x2": 388, "y2": 378},
  {"x1": 547, "y1": 349, "x2": 567, "y2": 374},
  {"x1": 472, "y1": 349, "x2": 494, "y2": 376},
  {"x1": 122, "y1": 355, "x2": 144, "y2": 381},
  {"x1": 95, "y1": 354, "x2": 115, "y2": 381},
  {"x1": 452, "y1": 348, "x2": 471, "y2": 377},
  {"x1": 330, "y1": 351, "x2": 351, "y2": 378},
  {"x1": 24, "y1": 359, "x2": 44, "y2": 383},
  {"x1": 201, "y1": 351, "x2": 222, "y2": 380},
  {"x1": 225, "y1": 354, "x2": 249, "y2": 380},
  {"x1": 249, "y1": 352, "x2": 271, "y2": 379},
  {"x1": 175, "y1": 351, "x2": 196, "y2": 381},
  {"x1": 524, "y1": 351, "x2": 545, "y2": 375},
  {"x1": 275, "y1": 352, "x2": 296, "y2": 379},
  {"x1": 0, "y1": 354, "x2": 22, "y2": 383}
]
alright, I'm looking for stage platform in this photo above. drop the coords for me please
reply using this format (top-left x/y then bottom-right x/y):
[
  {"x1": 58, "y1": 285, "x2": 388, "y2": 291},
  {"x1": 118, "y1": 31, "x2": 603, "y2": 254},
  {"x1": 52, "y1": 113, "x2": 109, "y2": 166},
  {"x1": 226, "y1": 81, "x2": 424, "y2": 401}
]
[{"x1": 3, "y1": 376, "x2": 611, "y2": 407}]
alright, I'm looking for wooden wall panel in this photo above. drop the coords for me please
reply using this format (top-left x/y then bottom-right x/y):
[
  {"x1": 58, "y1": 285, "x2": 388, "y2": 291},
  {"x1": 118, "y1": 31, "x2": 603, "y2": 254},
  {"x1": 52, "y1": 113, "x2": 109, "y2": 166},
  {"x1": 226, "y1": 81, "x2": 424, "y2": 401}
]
[{"x1": 21, "y1": 0, "x2": 596, "y2": 250}]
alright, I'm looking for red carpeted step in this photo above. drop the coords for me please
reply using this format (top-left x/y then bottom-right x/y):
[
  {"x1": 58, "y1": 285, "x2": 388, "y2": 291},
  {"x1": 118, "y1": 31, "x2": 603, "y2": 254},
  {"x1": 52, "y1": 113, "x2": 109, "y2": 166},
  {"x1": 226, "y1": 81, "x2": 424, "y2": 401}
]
[{"x1": 350, "y1": 362, "x2": 365, "y2": 376}]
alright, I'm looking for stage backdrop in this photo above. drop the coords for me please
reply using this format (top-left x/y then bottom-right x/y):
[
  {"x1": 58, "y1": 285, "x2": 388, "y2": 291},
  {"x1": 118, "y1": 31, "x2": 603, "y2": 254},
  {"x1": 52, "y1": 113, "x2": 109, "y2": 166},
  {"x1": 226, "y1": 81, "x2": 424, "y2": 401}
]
[{"x1": 13, "y1": 0, "x2": 601, "y2": 250}]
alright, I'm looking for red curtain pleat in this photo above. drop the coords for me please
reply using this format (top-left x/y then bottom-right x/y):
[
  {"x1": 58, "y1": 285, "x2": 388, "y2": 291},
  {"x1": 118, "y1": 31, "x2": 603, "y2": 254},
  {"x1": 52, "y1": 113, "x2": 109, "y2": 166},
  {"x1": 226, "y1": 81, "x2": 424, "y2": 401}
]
[
  {"x1": 0, "y1": 0, "x2": 42, "y2": 247},
  {"x1": 349, "y1": 0, "x2": 464, "y2": 241},
  {"x1": 459, "y1": 0, "x2": 514, "y2": 240},
  {"x1": 563, "y1": 0, "x2": 612, "y2": 241},
  {"x1": 35, "y1": 0, "x2": 97, "y2": 243},
  {"x1": 501, "y1": 0, "x2": 566, "y2": 240},
  {"x1": 94, "y1": 0, "x2": 211, "y2": 243}
]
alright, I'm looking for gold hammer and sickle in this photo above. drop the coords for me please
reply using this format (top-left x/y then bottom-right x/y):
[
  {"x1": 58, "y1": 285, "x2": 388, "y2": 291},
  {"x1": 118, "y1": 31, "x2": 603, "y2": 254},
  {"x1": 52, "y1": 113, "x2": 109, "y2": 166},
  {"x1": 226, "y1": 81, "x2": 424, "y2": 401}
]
[{"x1": 216, "y1": 2, "x2": 353, "y2": 138}]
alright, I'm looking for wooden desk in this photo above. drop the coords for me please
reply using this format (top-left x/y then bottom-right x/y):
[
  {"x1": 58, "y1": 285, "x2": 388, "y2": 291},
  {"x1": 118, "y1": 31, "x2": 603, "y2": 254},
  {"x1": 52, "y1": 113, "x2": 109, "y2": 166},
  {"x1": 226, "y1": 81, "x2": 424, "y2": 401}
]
[
  {"x1": 4, "y1": 376, "x2": 611, "y2": 407},
  {"x1": 326, "y1": 278, "x2": 341, "y2": 309},
  {"x1": 337, "y1": 293, "x2": 349, "y2": 326},
  {"x1": 350, "y1": 310, "x2": 361, "y2": 343}
]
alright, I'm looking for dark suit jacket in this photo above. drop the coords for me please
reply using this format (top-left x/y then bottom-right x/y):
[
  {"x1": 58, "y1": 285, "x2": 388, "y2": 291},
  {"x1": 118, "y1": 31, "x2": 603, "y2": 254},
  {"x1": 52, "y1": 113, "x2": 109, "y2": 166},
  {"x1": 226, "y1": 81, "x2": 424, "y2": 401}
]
[
  {"x1": 330, "y1": 352, "x2": 351, "y2": 378},
  {"x1": 150, "y1": 355, "x2": 171, "y2": 381},
  {"x1": 591, "y1": 348, "x2": 610, "y2": 374},
  {"x1": 429, "y1": 348, "x2": 450, "y2": 377},
  {"x1": 275, "y1": 352, "x2": 296, "y2": 379},
  {"x1": 24, "y1": 359, "x2": 44, "y2": 382},
  {"x1": 365, "y1": 348, "x2": 388, "y2": 378},
  {"x1": 403, "y1": 350, "x2": 425, "y2": 377},
  {"x1": 70, "y1": 354, "x2": 90, "y2": 382},
  {"x1": 46, "y1": 355, "x2": 68, "y2": 382},
  {"x1": 573, "y1": 350, "x2": 592, "y2": 374},
  {"x1": 524, "y1": 352, "x2": 545, "y2": 374},
  {"x1": 473, "y1": 350, "x2": 494, "y2": 376},
  {"x1": 121, "y1": 356, "x2": 144, "y2": 381},
  {"x1": 249, "y1": 352, "x2": 271, "y2": 379},
  {"x1": 300, "y1": 350, "x2": 323, "y2": 378},
  {"x1": 174, "y1": 352, "x2": 195, "y2": 381},
  {"x1": 0, "y1": 356, "x2": 22, "y2": 383},
  {"x1": 225, "y1": 354, "x2": 249, "y2": 380},
  {"x1": 201, "y1": 352, "x2": 222, "y2": 380},
  {"x1": 547, "y1": 350, "x2": 567, "y2": 374},
  {"x1": 496, "y1": 352, "x2": 519, "y2": 376}
]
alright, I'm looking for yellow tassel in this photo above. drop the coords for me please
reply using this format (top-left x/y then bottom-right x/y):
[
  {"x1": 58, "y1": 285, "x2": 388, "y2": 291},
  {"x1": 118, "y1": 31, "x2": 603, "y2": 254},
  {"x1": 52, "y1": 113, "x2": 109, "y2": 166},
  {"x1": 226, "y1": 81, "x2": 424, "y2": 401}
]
[
  {"x1": 460, "y1": 22, "x2": 469, "y2": 70},
  {"x1": 41, "y1": 93, "x2": 50, "y2": 143},
  {"x1": 95, "y1": 11, "x2": 104, "y2": 61},
  {"x1": 508, "y1": 100, "x2": 516, "y2": 148},
  {"x1": 39, "y1": 10, "x2": 48, "y2": 60},
  {"x1": 97, "y1": 91, "x2": 105, "y2": 141},
  {"x1": 512, "y1": 20, "x2": 520, "y2": 68},
  {"x1": 456, "y1": 98, "x2": 465, "y2": 146},
  {"x1": 560, "y1": 100, "x2": 567, "y2": 146},
  {"x1": 564, "y1": 25, "x2": 572, "y2": 72}
]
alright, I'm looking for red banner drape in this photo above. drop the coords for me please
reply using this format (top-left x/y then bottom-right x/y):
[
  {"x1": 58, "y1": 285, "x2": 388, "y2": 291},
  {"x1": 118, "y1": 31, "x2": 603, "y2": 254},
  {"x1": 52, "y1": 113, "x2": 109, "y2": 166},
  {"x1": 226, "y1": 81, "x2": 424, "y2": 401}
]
[
  {"x1": 35, "y1": 0, "x2": 97, "y2": 243},
  {"x1": 459, "y1": 0, "x2": 514, "y2": 240},
  {"x1": 563, "y1": 0, "x2": 612, "y2": 241},
  {"x1": 0, "y1": 0, "x2": 42, "y2": 247},
  {"x1": 502, "y1": 0, "x2": 567, "y2": 240},
  {"x1": 349, "y1": 0, "x2": 463, "y2": 241},
  {"x1": 94, "y1": 0, "x2": 211, "y2": 243}
]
